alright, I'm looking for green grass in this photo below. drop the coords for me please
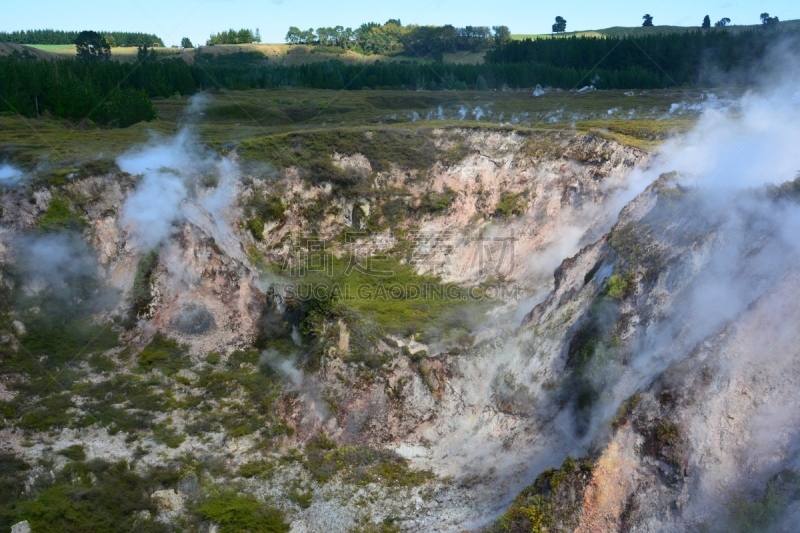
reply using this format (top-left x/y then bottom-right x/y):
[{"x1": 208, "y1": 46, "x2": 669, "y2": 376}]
[
  {"x1": 0, "y1": 88, "x2": 714, "y2": 175},
  {"x1": 286, "y1": 253, "x2": 489, "y2": 338}
]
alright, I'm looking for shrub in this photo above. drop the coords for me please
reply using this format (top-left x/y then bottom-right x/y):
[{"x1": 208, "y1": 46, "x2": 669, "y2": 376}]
[
  {"x1": 131, "y1": 250, "x2": 159, "y2": 318},
  {"x1": 153, "y1": 423, "x2": 186, "y2": 449},
  {"x1": 88, "y1": 354, "x2": 116, "y2": 372},
  {"x1": 57, "y1": 444, "x2": 86, "y2": 461},
  {"x1": 194, "y1": 492, "x2": 290, "y2": 533},
  {"x1": 496, "y1": 455, "x2": 594, "y2": 532},
  {"x1": 15, "y1": 460, "x2": 169, "y2": 533},
  {"x1": 604, "y1": 272, "x2": 634, "y2": 300},
  {"x1": 138, "y1": 333, "x2": 190, "y2": 376},
  {"x1": 494, "y1": 192, "x2": 525, "y2": 218},
  {"x1": 419, "y1": 187, "x2": 457, "y2": 214},
  {"x1": 38, "y1": 197, "x2": 86, "y2": 233},
  {"x1": 247, "y1": 218, "x2": 266, "y2": 241}
]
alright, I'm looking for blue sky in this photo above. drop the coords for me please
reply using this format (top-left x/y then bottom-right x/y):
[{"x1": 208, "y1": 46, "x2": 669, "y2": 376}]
[{"x1": 2, "y1": 0, "x2": 799, "y2": 46}]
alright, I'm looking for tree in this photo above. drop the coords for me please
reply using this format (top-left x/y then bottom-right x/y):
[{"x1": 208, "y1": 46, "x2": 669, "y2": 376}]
[
  {"x1": 385, "y1": 19, "x2": 402, "y2": 27},
  {"x1": 180, "y1": 37, "x2": 194, "y2": 49},
  {"x1": 254, "y1": 28, "x2": 261, "y2": 43},
  {"x1": 74, "y1": 31, "x2": 111, "y2": 61},
  {"x1": 760, "y1": 13, "x2": 779, "y2": 26},
  {"x1": 136, "y1": 44, "x2": 156, "y2": 62},
  {"x1": 702, "y1": 15, "x2": 711, "y2": 29},
  {"x1": 642, "y1": 14, "x2": 654, "y2": 27},
  {"x1": 552, "y1": 16, "x2": 567, "y2": 33},
  {"x1": 492, "y1": 25, "x2": 511, "y2": 46},
  {"x1": 237, "y1": 28, "x2": 253, "y2": 43},
  {"x1": 715, "y1": 18, "x2": 731, "y2": 27},
  {"x1": 285, "y1": 26, "x2": 302, "y2": 44}
]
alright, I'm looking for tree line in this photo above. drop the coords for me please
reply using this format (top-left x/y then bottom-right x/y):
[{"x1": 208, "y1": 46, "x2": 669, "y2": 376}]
[
  {"x1": 206, "y1": 28, "x2": 262, "y2": 45},
  {"x1": 486, "y1": 29, "x2": 791, "y2": 86},
  {"x1": 0, "y1": 29, "x2": 163, "y2": 47},
  {"x1": 284, "y1": 20, "x2": 511, "y2": 57},
  {"x1": 0, "y1": 24, "x2": 794, "y2": 128}
]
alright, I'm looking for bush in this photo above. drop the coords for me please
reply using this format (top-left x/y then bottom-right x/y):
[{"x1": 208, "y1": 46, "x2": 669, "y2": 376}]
[
  {"x1": 496, "y1": 456, "x2": 593, "y2": 532},
  {"x1": 604, "y1": 272, "x2": 634, "y2": 300},
  {"x1": 93, "y1": 88, "x2": 157, "y2": 127},
  {"x1": 15, "y1": 460, "x2": 169, "y2": 533},
  {"x1": 57, "y1": 444, "x2": 86, "y2": 461},
  {"x1": 247, "y1": 218, "x2": 266, "y2": 241},
  {"x1": 131, "y1": 250, "x2": 159, "y2": 318},
  {"x1": 195, "y1": 492, "x2": 290, "y2": 533},
  {"x1": 138, "y1": 333, "x2": 190, "y2": 376},
  {"x1": 494, "y1": 192, "x2": 525, "y2": 218},
  {"x1": 419, "y1": 187, "x2": 457, "y2": 214},
  {"x1": 39, "y1": 197, "x2": 86, "y2": 233}
]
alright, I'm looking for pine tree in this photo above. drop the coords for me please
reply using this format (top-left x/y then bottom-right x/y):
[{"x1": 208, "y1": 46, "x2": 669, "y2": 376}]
[{"x1": 75, "y1": 31, "x2": 111, "y2": 61}]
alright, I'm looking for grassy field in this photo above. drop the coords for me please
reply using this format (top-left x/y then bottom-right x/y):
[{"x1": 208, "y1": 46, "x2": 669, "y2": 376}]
[
  {"x1": 18, "y1": 42, "x2": 485, "y2": 65},
  {"x1": 25, "y1": 43, "x2": 184, "y2": 61},
  {"x1": 0, "y1": 87, "x2": 718, "y2": 171},
  {"x1": 512, "y1": 18, "x2": 800, "y2": 40}
]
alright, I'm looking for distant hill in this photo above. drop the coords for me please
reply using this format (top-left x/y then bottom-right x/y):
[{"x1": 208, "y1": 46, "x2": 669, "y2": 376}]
[{"x1": 512, "y1": 18, "x2": 800, "y2": 40}]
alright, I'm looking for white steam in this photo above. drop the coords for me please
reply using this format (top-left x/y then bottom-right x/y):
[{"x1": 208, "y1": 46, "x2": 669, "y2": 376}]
[
  {"x1": 117, "y1": 95, "x2": 240, "y2": 254},
  {"x1": 0, "y1": 163, "x2": 23, "y2": 185}
]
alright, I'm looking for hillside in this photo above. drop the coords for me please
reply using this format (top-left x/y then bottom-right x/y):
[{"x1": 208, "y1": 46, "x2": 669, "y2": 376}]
[
  {"x1": 17, "y1": 42, "x2": 485, "y2": 65},
  {"x1": 512, "y1": 17, "x2": 800, "y2": 39}
]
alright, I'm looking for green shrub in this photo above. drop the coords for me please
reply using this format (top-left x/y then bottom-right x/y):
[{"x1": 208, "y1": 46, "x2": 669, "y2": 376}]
[
  {"x1": 206, "y1": 352, "x2": 221, "y2": 365},
  {"x1": 39, "y1": 197, "x2": 86, "y2": 233},
  {"x1": 88, "y1": 353, "x2": 116, "y2": 372},
  {"x1": 236, "y1": 460, "x2": 274, "y2": 479},
  {"x1": 604, "y1": 272, "x2": 634, "y2": 300},
  {"x1": 17, "y1": 393, "x2": 74, "y2": 431},
  {"x1": 496, "y1": 455, "x2": 593, "y2": 533},
  {"x1": 303, "y1": 433, "x2": 433, "y2": 486},
  {"x1": 16, "y1": 460, "x2": 169, "y2": 533},
  {"x1": 248, "y1": 218, "x2": 266, "y2": 241},
  {"x1": 494, "y1": 192, "x2": 525, "y2": 218},
  {"x1": 57, "y1": 444, "x2": 86, "y2": 461},
  {"x1": 153, "y1": 423, "x2": 186, "y2": 449},
  {"x1": 195, "y1": 492, "x2": 290, "y2": 533},
  {"x1": 419, "y1": 187, "x2": 457, "y2": 214},
  {"x1": 138, "y1": 333, "x2": 190, "y2": 376},
  {"x1": 131, "y1": 250, "x2": 159, "y2": 318},
  {"x1": 0, "y1": 453, "x2": 29, "y2": 531},
  {"x1": 287, "y1": 486, "x2": 313, "y2": 509}
]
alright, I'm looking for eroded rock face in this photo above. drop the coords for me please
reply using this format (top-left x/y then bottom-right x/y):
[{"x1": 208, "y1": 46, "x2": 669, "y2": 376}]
[{"x1": 171, "y1": 304, "x2": 216, "y2": 335}]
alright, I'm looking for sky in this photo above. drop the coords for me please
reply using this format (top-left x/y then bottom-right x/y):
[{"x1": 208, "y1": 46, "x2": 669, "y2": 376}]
[{"x1": 1, "y1": 0, "x2": 799, "y2": 47}]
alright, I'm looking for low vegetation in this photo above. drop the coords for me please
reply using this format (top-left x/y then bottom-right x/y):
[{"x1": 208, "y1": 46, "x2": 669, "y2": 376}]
[
  {"x1": 302, "y1": 433, "x2": 434, "y2": 486},
  {"x1": 495, "y1": 456, "x2": 594, "y2": 532}
]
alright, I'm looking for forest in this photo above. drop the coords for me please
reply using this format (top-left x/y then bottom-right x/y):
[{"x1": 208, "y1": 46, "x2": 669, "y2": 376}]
[
  {"x1": 485, "y1": 29, "x2": 789, "y2": 85},
  {"x1": 284, "y1": 20, "x2": 510, "y2": 57},
  {"x1": 0, "y1": 26, "x2": 794, "y2": 127},
  {"x1": 0, "y1": 29, "x2": 164, "y2": 47}
]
